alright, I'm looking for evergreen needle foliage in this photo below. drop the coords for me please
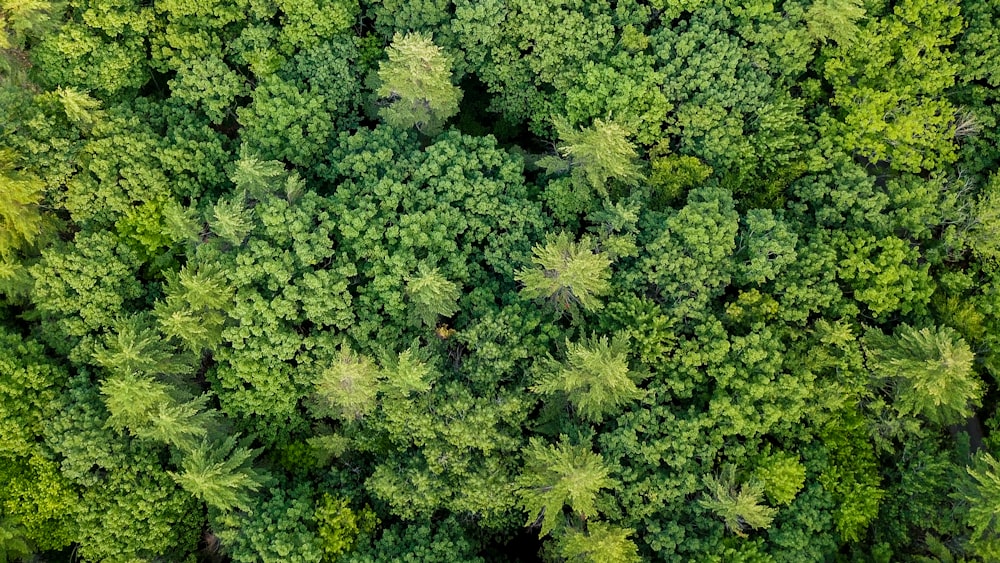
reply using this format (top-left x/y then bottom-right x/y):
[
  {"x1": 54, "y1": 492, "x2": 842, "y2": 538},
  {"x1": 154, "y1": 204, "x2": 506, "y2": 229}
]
[
  {"x1": 376, "y1": 32, "x2": 462, "y2": 135},
  {"x1": 168, "y1": 436, "x2": 263, "y2": 512},
  {"x1": 516, "y1": 232, "x2": 612, "y2": 313},
  {"x1": 532, "y1": 334, "x2": 641, "y2": 422},
  {"x1": 517, "y1": 436, "x2": 616, "y2": 538}
]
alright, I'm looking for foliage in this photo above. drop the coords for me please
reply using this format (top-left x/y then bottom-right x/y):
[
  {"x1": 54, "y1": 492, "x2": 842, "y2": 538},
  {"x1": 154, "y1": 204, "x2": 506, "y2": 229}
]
[
  {"x1": 866, "y1": 325, "x2": 982, "y2": 426},
  {"x1": 517, "y1": 436, "x2": 616, "y2": 538},
  {"x1": 516, "y1": 232, "x2": 612, "y2": 313},
  {"x1": 531, "y1": 334, "x2": 641, "y2": 423},
  {"x1": 2, "y1": 0, "x2": 999, "y2": 560},
  {"x1": 376, "y1": 32, "x2": 462, "y2": 135},
  {"x1": 699, "y1": 466, "x2": 778, "y2": 536}
]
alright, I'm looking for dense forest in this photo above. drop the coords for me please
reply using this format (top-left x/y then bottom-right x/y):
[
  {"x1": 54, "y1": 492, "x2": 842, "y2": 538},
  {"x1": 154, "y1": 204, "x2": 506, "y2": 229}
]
[{"x1": 1, "y1": 0, "x2": 1000, "y2": 560}]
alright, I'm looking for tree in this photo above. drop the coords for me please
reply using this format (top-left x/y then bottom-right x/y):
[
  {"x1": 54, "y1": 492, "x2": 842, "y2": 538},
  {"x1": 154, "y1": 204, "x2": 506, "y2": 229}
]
[
  {"x1": 556, "y1": 522, "x2": 642, "y2": 563},
  {"x1": 0, "y1": 159, "x2": 46, "y2": 261},
  {"x1": 169, "y1": 436, "x2": 264, "y2": 512},
  {"x1": 955, "y1": 452, "x2": 1000, "y2": 560},
  {"x1": 0, "y1": 516, "x2": 33, "y2": 563},
  {"x1": 539, "y1": 117, "x2": 643, "y2": 194},
  {"x1": 405, "y1": 263, "x2": 461, "y2": 327},
  {"x1": 698, "y1": 466, "x2": 778, "y2": 537},
  {"x1": 311, "y1": 342, "x2": 380, "y2": 421},
  {"x1": 805, "y1": 0, "x2": 866, "y2": 46},
  {"x1": 376, "y1": 32, "x2": 462, "y2": 134},
  {"x1": 865, "y1": 325, "x2": 982, "y2": 426},
  {"x1": 531, "y1": 334, "x2": 641, "y2": 423},
  {"x1": 515, "y1": 232, "x2": 612, "y2": 313},
  {"x1": 517, "y1": 436, "x2": 616, "y2": 538}
]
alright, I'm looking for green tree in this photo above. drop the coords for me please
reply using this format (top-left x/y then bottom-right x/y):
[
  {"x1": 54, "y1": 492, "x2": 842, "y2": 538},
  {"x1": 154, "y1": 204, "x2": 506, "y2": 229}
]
[
  {"x1": 539, "y1": 117, "x2": 643, "y2": 194},
  {"x1": 169, "y1": 436, "x2": 264, "y2": 512},
  {"x1": 516, "y1": 232, "x2": 611, "y2": 313},
  {"x1": 955, "y1": 452, "x2": 1000, "y2": 560},
  {"x1": 698, "y1": 466, "x2": 778, "y2": 537},
  {"x1": 556, "y1": 522, "x2": 641, "y2": 563},
  {"x1": 517, "y1": 436, "x2": 616, "y2": 538},
  {"x1": 0, "y1": 515, "x2": 33, "y2": 563},
  {"x1": 804, "y1": 0, "x2": 866, "y2": 46},
  {"x1": 531, "y1": 334, "x2": 641, "y2": 423},
  {"x1": 866, "y1": 325, "x2": 982, "y2": 426},
  {"x1": 405, "y1": 263, "x2": 461, "y2": 327},
  {"x1": 311, "y1": 342, "x2": 380, "y2": 421},
  {"x1": 376, "y1": 32, "x2": 462, "y2": 134}
]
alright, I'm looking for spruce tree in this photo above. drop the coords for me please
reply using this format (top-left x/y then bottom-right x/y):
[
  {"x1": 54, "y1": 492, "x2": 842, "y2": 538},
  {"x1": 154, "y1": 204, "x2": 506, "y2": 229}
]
[
  {"x1": 517, "y1": 436, "x2": 616, "y2": 538},
  {"x1": 376, "y1": 32, "x2": 462, "y2": 135},
  {"x1": 866, "y1": 325, "x2": 982, "y2": 425},
  {"x1": 531, "y1": 334, "x2": 641, "y2": 423},
  {"x1": 515, "y1": 232, "x2": 612, "y2": 313}
]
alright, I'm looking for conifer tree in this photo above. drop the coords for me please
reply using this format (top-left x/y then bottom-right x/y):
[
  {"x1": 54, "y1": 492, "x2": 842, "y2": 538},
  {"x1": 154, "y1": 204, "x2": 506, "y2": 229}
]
[
  {"x1": 956, "y1": 452, "x2": 1000, "y2": 560},
  {"x1": 517, "y1": 436, "x2": 616, "y2": 538},
  {"x1": 515, "y1": 232, "x2": 611, "y2": 313},
  {"x1": 0, "y1": 158, "x2": 45, "y2": 261},
  {"x1": 531, "y1": 334, "x2": 641, "y2": 423},
  {"x1": 698, "y1": 466, "x2": 778, "y2": 536},
  {"x1": 169, "y1": 436, "x2": 263, "y2": 513},
  {"x1": 405, "y1": 263, "x2": 461, "y2": 327},
  {"x1": 866, "y1": 325, "x2": 982, "y2": 426},
  {"x1": 539, "y1": 117, "x2": 643, "y2": 194},
  {"x1": 312, "y1": 343, "x2": 380, "y2": 421},
  {"x1": 376, "y1": 32, "x2": 462, "y2": 135},
  {"x1": 557, "y1": 522, "x2": 642, "y2": 563},
  {"x1": 805, "y1": 0, "x2": 866, "y2": 46}
]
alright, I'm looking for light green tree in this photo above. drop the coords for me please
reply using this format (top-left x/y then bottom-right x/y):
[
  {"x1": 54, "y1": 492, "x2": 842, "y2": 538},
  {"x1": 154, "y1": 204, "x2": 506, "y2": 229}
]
[
  {"x1": 699, "y1": 466, "x2": 778, "y2": 536},
  {"x1": 516, "y1": 232, "x2": 611, "y2": 313},
  {"x1": 169, "y1": 436, "x2": 264, "y2": 512},
  {"x1": 405, "y1": 263, "x2": 461, "y2": 327},
  {"x1": 532, "y1": 334, "x2": 641, "y2": 423},
  {"x1": 805, "y1": 0, "x2": 866, "y2": 46},
  {"x1": 517, "y1": 436, "x2": 616, "y2": 538},
  {"x1": 539, "y1": 117, "x2": 643, "y2": 194},
  {"x1": 0, "y1": 515, "x2": 33, "y2": 563},
  {"x1": 866, "y1": 325, "x2": 982, "y2": 425},
  {"x1": 312, "y1": 343, "x2": 380, "y2": 421},
  {"x1": 557, "y1": 522, "x2": 641, "y2": 563},
  {"x1": 955, "y1": 452, "x2": 1000, "y2": 560},
  {"x1": 376, "y1": 32, "x2": 462, "y2": 135}
]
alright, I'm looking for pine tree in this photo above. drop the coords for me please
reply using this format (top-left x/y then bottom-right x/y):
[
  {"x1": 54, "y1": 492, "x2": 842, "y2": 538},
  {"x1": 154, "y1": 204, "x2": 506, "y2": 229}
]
[
  {"x1": 866, "y1": 325, "x2": 982, "y2": 426},
  {"x1": 405, "y1": 263, "x2": 461, "y2": 327},
  {"x1": 698, "y1": 466, "x2": 778, "y2": 536},
  {"x1": 805, "y1": 0, "x2": 866, "y2": 46},
  {"x1": 539, "y1": 117, "x2": 643, "y2": 194},
  {"x1": 0, "y1": 160, "x2": 45, "y2": 260},
  {"x1": 557, "y1": 522, "x2": 642, "y2": 563},
  {"x1": 100, "y1": 372, "x2": 175, "y2": 434},
  {"x1": 376, "y1": 32, "x2": 462, "y2": 135},
  {"x1": 517, "y1": 436, "x2": 616, "y2": 538},
  {"x1": 515, "y1": 232, "x2": 612, "y2": 313},
  {"x1": 956, "y1": 453, "x2": 1000, "y2": 560},
  {"x1": 169, "y1": 436, "x2": 263, "y2": 512},
  {"x1": 312, "y1": 343, "x2": 380, "y2": 421},
  {"x1": 92, "y1": 315, "x2": 194, "y2": 377},
  {"x1": 531, "y1": 334, "x2": 641, "y2": 423},
  {"x1": 210, "y1": 196, "x2": 254, "y2": 246},
  {"x1": 0, "y1": 515, "x2": 33, "y2": 563}
]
